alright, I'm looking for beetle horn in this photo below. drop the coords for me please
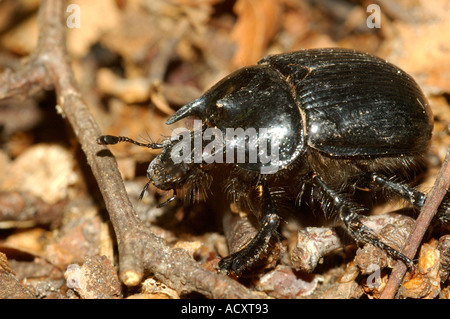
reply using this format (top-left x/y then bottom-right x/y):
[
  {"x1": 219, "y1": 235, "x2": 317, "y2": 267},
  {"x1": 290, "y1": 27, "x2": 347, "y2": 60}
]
[{"x1": 166, "y1": 98, "x2": 207, "y2": 125}]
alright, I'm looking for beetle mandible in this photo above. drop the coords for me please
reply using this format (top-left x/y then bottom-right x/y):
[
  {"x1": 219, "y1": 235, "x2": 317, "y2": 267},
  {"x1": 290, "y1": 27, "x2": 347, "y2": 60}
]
[{"x1": 98, "y1": 48, "x2": 449, "y2": 276}]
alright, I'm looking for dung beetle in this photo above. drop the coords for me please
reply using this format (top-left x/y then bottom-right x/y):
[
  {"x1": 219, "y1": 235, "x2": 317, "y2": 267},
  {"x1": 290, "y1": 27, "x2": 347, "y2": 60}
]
[{"x1": 98, "y1": 48, "x2": 449, "y2": 276}]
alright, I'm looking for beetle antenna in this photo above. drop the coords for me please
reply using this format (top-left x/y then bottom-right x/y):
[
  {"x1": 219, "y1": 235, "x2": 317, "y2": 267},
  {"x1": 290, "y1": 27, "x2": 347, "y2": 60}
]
[{"x1": 97, "y1": 135, "x2": 164, "y2": 149}]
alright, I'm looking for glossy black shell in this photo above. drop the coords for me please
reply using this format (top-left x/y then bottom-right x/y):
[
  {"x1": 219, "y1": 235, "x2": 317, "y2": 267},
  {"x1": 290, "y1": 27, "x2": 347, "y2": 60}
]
[{"x1": 166, "y1": 48, "x2": 433, "y2": 172}]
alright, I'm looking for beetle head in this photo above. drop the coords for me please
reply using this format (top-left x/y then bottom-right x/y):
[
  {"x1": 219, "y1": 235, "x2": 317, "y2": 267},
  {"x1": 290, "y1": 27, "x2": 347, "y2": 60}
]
[
  {"x1": 146, "y1": 139, "x2": 194, "y2": 191},
  {"x1": 97, "y1": 134, "x2": 197, "y2": 205},
  {"x1": 145, "y1": 136, "x2": 213, "y2": 206}
]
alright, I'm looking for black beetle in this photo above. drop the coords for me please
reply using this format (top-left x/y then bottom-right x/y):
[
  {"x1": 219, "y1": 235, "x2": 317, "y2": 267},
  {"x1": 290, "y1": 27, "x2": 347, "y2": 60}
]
[{"x1": 98, "y1": 48, "x2": 449, "y2": 276}]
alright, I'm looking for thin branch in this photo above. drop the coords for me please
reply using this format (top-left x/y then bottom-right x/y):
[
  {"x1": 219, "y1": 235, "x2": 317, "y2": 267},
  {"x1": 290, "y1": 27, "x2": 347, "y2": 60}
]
[
  {"x1": 0, "y1": 0, "x2": 257, "y2": 298},
  {"x1": 0, "y1": 191, "x2": 64, "y2": 228},
  {"x1": 0, "y1": 64, "x2": 49, "y2": 100},
  {"x1": 380, "y1": 147, "x2": 450, "y2": 299}
]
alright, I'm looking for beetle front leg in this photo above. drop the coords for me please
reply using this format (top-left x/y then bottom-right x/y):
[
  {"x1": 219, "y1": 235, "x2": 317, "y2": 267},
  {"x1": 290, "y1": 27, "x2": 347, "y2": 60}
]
[
  {"x1": 310, "y1": 173, "x2": 413, "y2": 266},
  {"x1": 219, "y1": 183, "x2": 280, "y2": 276}
]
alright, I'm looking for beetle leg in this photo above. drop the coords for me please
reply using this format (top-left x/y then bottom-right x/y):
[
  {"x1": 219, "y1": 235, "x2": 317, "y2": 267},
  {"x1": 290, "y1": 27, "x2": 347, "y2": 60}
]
[
  {"x1": 358, "y1": 173, "x2": 426, "y2": 208},
  {"x1": 358, "y1": 173, "x2": 450, "y2": 224},
  {"x1": 218, "y1": 182, "x2": 280, "y2": 276},
  {"x1": 438, "y1": 193, "x2": 450, "y2": 224},
  {"x1": 310, "y1": 173, "x2": 413, "y2": 267}
]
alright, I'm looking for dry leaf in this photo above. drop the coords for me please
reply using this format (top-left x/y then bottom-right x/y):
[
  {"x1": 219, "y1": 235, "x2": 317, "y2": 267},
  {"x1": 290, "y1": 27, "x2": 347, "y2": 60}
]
[
  {"x1": 231, "y1": 0, "x2": 282, "y2": 66},
  {"x1": 0, "y1": 15, "x2": 38, "y2": 55},
  {"x1": 385, "y1": 0, "x2": 450, "y2": 93},
  {"x1": 67, "y1": 0, "x2": 121, "y2": 57},
  {"x1": 0, "y1": 144, "x2": 78, "y2": 204},
  {"x1": 65, "y1": 255, "x2": 121, "y2": 299}
]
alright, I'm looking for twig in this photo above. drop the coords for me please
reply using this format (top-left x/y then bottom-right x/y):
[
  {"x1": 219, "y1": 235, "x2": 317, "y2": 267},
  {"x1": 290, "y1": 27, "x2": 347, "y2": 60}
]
[
  {"x1": 380, "y1": 147, "x2": 450, "y2": 299},
  {"x1": 0, "y1": 0, "x2": 257, "y2": 298},
  {"x1": 0, "y1": 191, "x2": 64, "y2": 228}
]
